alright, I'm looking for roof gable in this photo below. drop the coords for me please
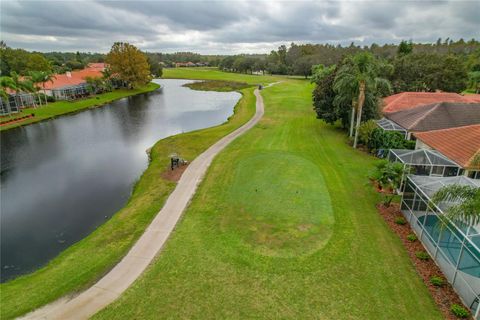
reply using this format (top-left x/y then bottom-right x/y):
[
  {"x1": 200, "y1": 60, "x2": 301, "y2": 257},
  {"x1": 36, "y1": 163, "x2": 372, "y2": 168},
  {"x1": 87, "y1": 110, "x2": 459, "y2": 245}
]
[
  {"x1": 386, "y1": 102, "x2": 480, "y2": 132},
  {"x1": 414, "y1": 124, "x2": 480, "y2": 169}
]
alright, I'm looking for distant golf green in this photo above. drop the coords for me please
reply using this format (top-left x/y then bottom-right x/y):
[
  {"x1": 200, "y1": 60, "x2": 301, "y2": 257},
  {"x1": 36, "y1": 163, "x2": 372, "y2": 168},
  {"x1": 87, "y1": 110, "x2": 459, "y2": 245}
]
[{"x1": 94, "y1": 70, "x2": 441, "y2": 319}]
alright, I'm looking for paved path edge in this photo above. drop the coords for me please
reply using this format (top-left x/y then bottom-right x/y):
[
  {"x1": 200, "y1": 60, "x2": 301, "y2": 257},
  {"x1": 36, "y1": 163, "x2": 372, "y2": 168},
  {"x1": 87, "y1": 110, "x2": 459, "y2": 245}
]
[{"x1": 19, "y1": 87, "x2": 268, "y2": 320}]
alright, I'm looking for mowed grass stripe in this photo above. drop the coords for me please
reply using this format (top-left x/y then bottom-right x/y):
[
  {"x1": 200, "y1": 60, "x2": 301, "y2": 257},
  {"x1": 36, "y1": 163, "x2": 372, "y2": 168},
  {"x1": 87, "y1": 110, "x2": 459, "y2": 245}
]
[{"x1": 94, "y1": 78, "x2": 441, "y2": 319}]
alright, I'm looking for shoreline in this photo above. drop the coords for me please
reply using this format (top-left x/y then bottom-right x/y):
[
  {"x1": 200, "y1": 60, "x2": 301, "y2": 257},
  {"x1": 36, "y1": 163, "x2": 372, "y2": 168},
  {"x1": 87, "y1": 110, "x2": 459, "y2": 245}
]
[
  {"x1": 0, "y1": 82, "x2": 259, "y2": 319},
  {"x1": 0, "y1": 82, "x2": 161, "y2": 132}
]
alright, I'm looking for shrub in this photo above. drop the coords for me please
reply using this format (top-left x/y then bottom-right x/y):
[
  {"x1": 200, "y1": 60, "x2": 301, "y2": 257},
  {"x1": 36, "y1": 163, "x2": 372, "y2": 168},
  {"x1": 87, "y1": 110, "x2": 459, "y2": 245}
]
[
  {"x1": 415, "y1": 251, "x2": 430, "y2": 261},
  {"x1": 367, "y1": 128, "x2": 412, "y2": 152},
  {"x1": 395, "y1": 217, "x2": 407, "y2": 225},
  {"x1": 358, "y1": 120, "x2": 378, "y2": 145},
  {"x1": 406, "y1": 234, "x2": 417, "y2": 242},
  {"x1": 450, "y1": 304, "x2": 469, "y2": 318},
  {"x1": 430, "y1": 276, "x2": 444, "y2": 287}
]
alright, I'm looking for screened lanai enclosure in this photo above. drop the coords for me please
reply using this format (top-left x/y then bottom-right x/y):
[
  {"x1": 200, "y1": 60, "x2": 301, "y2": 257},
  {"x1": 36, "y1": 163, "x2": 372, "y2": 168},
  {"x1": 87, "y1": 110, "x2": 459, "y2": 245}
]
[
  {"x1": 376, "y1": 118, "x2": 407, "y2": 137},
  {"x1": 401, "y1": 175, "x2": 480, "y2": 317},
  {"x1": 389, "y1": 149, "x2": 461, "y2": 177},
  {"x1": 52, "y1": 83, "x2": 89, "y2": 100}
]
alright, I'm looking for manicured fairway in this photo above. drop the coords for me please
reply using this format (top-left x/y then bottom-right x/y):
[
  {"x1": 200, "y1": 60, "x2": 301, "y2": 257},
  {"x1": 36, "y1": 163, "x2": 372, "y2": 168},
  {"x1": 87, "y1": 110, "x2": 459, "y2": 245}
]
[
  {"x1": 94, "y1": 77, "x2": 441, "y2": 319},
  {"x1": 164, "y1": 67, "x2": 279, "y2": 85},
  {"x1": 0, "y1": 83, "x2": 261, "y2": 319}
]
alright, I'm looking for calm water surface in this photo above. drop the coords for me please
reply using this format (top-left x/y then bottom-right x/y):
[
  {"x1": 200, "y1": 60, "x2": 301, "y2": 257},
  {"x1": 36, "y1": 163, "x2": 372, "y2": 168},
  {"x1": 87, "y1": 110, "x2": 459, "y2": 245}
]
[{"x1": 0, "y1": 79, "x2": 240, "y2": 282}]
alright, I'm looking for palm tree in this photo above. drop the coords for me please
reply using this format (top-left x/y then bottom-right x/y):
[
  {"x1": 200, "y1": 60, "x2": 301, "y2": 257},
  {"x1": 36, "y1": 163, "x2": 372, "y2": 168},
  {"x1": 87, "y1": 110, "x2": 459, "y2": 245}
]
[
  {"x1": 9, "y1": 71, "x2": 34, "y2": 108},
  {"x1": 333, "y1": 53, "x2": 392, "y2": 148},
  {"x1": 432, "y1": 185, "x2": 480, "y2": 225},
  {"x1": 39, "y1": 71, "x2": 55, "y2": 105},
  {"x1": 28, "y1": 71, "x2": 48, "y2": 107}
]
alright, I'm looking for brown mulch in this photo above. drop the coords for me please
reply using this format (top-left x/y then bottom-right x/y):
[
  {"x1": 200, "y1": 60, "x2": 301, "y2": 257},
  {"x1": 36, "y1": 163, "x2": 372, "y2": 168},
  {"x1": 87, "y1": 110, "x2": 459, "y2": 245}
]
[
  {"x1": 161, "y1": 164, "x2": 189, "y2": 182},
  {"x1": 0, "y1": 113, "x2": 34, "y2": 126},
  {"x1": 378, "y1": 203, "x2": 471, "y2": 319}
]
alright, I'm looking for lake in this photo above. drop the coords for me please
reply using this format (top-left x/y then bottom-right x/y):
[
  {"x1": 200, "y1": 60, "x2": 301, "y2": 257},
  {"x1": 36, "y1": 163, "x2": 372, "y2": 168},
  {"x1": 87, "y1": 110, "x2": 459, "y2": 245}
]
[{"x1": 0, "y1": 79, "x2": 241, "y2": 282}]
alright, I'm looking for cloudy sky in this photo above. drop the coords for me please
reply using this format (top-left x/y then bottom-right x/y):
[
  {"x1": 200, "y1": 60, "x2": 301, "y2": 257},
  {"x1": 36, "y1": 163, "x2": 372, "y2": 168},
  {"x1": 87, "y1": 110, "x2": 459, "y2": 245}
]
[{"x1": 1, "y1": 0, "x2": 479, "y2": 54}]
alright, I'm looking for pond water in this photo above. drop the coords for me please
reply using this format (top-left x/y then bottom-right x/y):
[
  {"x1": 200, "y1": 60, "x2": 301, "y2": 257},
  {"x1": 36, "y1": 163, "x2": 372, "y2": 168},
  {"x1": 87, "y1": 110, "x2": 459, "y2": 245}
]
[{"x1": 0, "y1": 79, "x2": 241, "y2": 282}]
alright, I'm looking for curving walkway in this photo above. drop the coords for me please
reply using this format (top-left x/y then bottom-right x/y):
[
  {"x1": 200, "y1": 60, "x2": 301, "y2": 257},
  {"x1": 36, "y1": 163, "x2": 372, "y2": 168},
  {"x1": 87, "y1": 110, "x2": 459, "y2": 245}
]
[{"x1": 20, "y1": 88, "x2": 267, "y2": 320}]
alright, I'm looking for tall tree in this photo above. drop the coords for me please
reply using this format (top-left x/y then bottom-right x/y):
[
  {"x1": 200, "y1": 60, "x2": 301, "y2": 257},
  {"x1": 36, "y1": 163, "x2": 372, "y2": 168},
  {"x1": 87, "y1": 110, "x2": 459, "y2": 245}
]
[
  {"x1": 333, "y1": 53, "x2": 391, "y2": 147},
  {"x1": 106, "y1": 42, "x2": 151, "y2": 88}
]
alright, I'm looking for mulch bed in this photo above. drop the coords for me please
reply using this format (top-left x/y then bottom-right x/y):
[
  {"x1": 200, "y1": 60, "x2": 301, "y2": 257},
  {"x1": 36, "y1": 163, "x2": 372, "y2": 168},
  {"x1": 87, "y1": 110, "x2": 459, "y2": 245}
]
[
  {"x1": 0, "y1": 113, "x2": 35, "y2": 126},
  {"x1": 161, "y1": 164, "x2": 189, "y2": 182},
  {"x1": 378, "y1": 203, "x2": 471, "y2": 319}
]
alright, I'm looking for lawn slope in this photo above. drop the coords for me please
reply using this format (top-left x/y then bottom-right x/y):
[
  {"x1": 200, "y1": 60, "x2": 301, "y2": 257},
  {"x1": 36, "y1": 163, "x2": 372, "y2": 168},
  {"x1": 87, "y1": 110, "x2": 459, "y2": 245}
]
[
  {"x1": 0, "y1": 82, "x2": 259, "y2": 319},
  {"x1": 94, "y1": 79, "x2": 441, "y2": 319}
]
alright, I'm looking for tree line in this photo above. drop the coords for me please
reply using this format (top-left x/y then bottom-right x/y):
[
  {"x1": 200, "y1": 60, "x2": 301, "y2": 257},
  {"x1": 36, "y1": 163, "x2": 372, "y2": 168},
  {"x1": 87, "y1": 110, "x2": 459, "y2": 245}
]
[{"x1": 218, "y1": 39, "x2": 480, "y2": 92}]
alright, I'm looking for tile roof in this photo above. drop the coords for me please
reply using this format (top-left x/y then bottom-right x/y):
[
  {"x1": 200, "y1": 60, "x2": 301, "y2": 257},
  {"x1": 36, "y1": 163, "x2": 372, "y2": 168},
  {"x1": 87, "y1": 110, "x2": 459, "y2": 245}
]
[
  {"x1": 41, "y1": 65, "x2": 105, "y2": 90},
  {"x1": 463, "y1": 94, "x2": 480, "y2": 103},
  {"x1": 385, "y1": 102, "x2": 480, "y2": 132},
  {"x1": 382, "y1": 92, "x2": 472, "y2": 113},
  {"x1": 414, "y1": 124, "x2": 480, "y2": 169}
]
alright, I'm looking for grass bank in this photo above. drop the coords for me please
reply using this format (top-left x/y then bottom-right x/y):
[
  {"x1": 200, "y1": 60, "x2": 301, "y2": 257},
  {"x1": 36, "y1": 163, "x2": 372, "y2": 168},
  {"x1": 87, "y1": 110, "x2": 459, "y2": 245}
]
[
  {"x1": 0, "y1": 82, "x2": 160, "y2": 131},
  {"x1": 95, "y1": 79, "x2": 441, "y2": 319},
  {"x1": 0, "y1": 78, "x2": 263, "y2": 319},
  {"x1": 184, "y1": 80, "x2": 252, "y2": 92}
]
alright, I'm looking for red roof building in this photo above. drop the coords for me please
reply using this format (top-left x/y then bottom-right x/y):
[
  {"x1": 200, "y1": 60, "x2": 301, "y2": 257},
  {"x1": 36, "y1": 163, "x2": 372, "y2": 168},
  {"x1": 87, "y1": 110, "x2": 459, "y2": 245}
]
[
  {"x1": 414, "y1": 124, "x2": 480, "y2": 171},
  {"x1": 382, "y1": 92, "x2": 473, "y2": 113},
  {"x1": 41, "y1": 63, "x2": 106, "y2": 91}
]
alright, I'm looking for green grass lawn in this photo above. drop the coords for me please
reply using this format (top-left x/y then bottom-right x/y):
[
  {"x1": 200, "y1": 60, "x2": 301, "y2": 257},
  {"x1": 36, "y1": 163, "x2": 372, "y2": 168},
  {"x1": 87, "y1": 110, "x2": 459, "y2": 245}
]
[
  {"x1": 184, "y1": 80, "x2": 252, "y2": 92},
  {"x1": 0, "y1": 82, "x2": 160, "y2": 131},
  {"x1": 94, "y1": 78, "x2": 441, "y2": 319},
  {"x1": 163, "y1": 67, "x2": 279, "y2": 85},
  {"x1": 0, "y1": 79, "x2": 265, "y2": 319}
]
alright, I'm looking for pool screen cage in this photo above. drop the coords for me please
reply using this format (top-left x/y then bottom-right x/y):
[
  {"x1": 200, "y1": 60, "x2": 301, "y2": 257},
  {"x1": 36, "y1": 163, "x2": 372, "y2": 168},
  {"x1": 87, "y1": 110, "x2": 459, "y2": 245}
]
[
  {"x1": 376, "y1": 118, "x2": 407, "y2": 137},
  {"x1": 389, "y1": 149, "x2": 461, "y2": 177},
  {"x1": 401, "y1": 175, "x2": 480, "y2": 318}
]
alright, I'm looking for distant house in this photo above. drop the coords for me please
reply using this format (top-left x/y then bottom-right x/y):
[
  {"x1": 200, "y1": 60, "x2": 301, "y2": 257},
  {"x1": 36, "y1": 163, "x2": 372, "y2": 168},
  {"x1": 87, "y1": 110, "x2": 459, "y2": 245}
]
[
  {"x1": 41, "y1": 63, "x2": 106, "y2": 100},
  {"x1": 377, "y1": 102, "x2": 480, "y2": 139},
  {"x1": 414, "y1": 124, "x2": 480, "y2": 179}
]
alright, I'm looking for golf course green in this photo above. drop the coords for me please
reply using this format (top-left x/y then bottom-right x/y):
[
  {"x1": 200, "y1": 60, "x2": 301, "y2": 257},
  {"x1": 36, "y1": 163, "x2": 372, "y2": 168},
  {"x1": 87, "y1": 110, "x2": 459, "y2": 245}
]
[{"x1": 92, "y1": 70, "x2": 441, "y2": 319}]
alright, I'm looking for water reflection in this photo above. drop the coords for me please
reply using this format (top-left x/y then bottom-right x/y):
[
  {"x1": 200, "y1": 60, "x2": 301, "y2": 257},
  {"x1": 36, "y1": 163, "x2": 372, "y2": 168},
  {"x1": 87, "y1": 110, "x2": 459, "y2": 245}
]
[{"x1": 0, "y1": 79, "x2": 240, "y2": 282}]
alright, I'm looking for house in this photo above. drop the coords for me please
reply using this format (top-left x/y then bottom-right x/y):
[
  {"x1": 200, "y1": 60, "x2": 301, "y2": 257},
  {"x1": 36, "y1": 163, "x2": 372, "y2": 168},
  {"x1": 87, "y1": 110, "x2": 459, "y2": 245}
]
[
  {"x1": 414, "y1": 124, "x2": 480, "y2": 179},
  {"x1": 40, "y1": 63, "x2": 106, "y2": 100},
  {"x1": 377, "y1": 102, "x2": 480, "y2": 139},
  {"x1": 382, "y1": 92, "x2": 473, "y2": 113}
]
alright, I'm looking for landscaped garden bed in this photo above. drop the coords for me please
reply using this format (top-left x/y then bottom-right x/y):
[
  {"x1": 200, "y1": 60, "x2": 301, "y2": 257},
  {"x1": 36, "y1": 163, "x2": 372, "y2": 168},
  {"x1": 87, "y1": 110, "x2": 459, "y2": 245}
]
[{"x1": 378, "y1": 202, "x2": 472, "y2": 319}]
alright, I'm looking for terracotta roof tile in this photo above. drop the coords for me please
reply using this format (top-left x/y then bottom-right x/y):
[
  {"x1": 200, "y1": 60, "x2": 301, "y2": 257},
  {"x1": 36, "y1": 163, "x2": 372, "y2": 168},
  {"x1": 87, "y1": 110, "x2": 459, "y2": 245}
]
[
  {"x1": 414, "y1": 124, "x2": 480, "y2": 169},
  {"x1": 383, "y1": 92, "x2": 472, "y2": 113},
  {"x1": 463, "y1": 94, "x2": 480, "y2": 103},
  {"x1": 386, "y1": 102, "x2": 480, "y2": 132},
  {"x1": 41, "y1": 67, "x2": 104, "y2": 90}
]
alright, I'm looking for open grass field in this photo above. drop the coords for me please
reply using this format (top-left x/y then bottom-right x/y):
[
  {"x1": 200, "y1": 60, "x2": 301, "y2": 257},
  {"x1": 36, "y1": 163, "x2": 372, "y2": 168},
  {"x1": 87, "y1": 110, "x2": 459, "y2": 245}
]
[
  {"x1": 94, "y1": 74, "x2": 441, "y2": 319},
  {"x1": 163, "y1": 67, "x2": 280, "y2": 85},
  {"x1": 0, "y1": 79, "x2": 263, "y2": 319},
  {"x1": 0, "y1": 82, "x2": 160, "y2": 131}
]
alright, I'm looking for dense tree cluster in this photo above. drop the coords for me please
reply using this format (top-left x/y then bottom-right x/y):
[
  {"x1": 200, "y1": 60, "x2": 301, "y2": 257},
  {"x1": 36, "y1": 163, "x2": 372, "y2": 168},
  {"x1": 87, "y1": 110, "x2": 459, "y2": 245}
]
[
  {"x1": 106, "y1": 42, "x2": 152, "y2": 88},
  {"x1": 219, "y1": 39, "x2": 480, "y2": 93},
  {"x1": 312, "y1": 52, "x2": 393, "y2": 147}
]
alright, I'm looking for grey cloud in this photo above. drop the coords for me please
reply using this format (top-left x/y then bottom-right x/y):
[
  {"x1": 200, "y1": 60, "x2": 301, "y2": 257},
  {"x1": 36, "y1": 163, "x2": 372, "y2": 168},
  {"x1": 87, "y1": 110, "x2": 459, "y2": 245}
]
[{"x1": 1, "y1": 0, "x2": 478, "y2": 54}]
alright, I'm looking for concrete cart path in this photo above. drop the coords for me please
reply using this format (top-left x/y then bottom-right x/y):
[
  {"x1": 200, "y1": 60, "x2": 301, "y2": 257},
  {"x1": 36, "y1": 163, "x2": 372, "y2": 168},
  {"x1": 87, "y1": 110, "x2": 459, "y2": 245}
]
[{"x1": 20, "y1": 87, "x2": 268, "y2": 320}]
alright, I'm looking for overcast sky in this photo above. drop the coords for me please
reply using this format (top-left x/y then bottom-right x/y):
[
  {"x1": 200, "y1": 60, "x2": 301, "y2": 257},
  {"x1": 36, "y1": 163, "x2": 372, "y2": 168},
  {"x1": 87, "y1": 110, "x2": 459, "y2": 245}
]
[{"x1": 1, "y1": 0, "x2": 479, "y2": 54}]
